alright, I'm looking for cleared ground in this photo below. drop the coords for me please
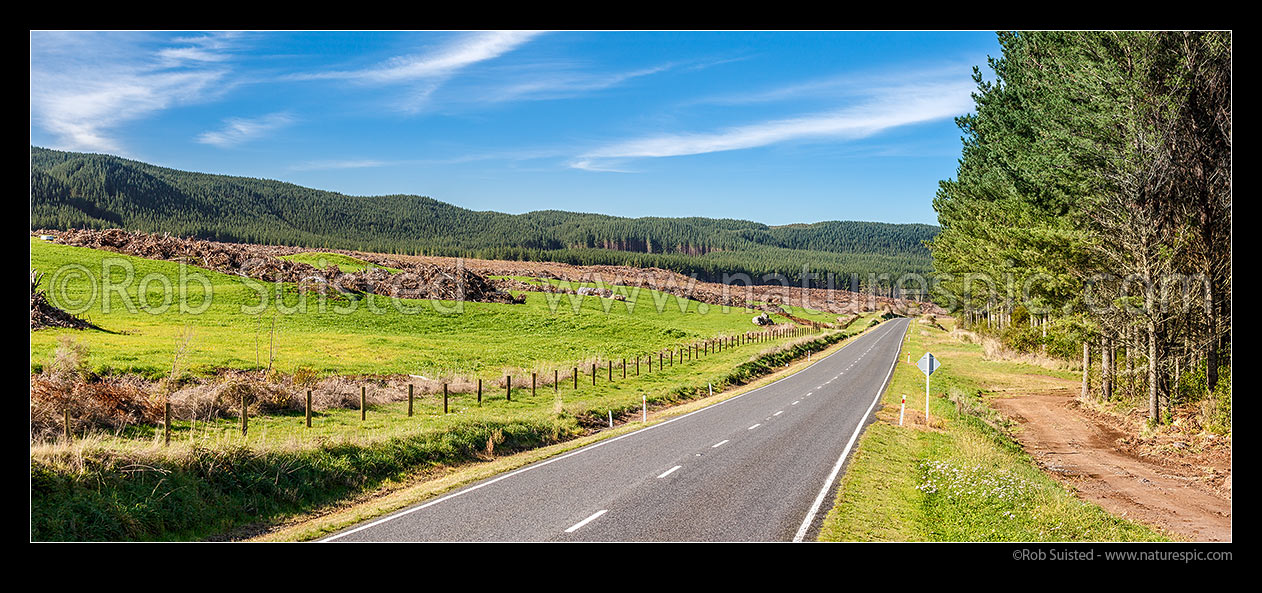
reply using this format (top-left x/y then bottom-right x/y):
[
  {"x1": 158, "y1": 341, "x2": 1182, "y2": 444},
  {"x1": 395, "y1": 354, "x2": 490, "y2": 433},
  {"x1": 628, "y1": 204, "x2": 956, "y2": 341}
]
[{"x1": 994, "y1": 393, "x2": 1231, "y2": 541}]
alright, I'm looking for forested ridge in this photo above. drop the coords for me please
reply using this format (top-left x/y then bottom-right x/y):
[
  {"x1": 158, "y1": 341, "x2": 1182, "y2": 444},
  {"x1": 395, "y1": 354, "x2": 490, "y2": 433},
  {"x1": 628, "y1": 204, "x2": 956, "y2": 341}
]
[
  {"x1": 31, "y1": 146, "x2": 936, "y2": 288},
  {"x1": 931, "y1": 31, "x2": 1230, "y2": 429}
]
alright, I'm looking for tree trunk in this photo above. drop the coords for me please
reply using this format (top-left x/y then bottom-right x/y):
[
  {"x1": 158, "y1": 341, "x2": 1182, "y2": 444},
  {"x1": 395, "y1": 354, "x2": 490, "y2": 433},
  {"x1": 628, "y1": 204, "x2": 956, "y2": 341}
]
[
  {"x1": 1081, "y1": 341, "x2": 1090, "y2": 400},
  {"x1": 1110, "y1": 338, "x2": 1117, "y2": 398},
  {"x1": 1147, "y1": 320, "x2": 1160, "y2": 423},
  {"x1": 1207, "y1": 281, "x2": 1219, "y2": 390},
  {"x1": 1102, "y1": 334, "x2": 1112, "y2": 400},
  {"x1": 1125, "y1": 327, "x2": 1133, "y2": 398}
]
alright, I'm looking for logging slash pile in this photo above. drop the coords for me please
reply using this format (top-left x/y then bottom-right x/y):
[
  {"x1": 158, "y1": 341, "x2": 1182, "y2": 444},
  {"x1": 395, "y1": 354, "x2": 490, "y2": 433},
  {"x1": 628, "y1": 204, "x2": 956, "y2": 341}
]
[
  {"x1": 41, "y1": 229, "x2": 524, "y2": 304},
  {"x1": 30, "y1": 269, "x2": 98, "y2": 331}
]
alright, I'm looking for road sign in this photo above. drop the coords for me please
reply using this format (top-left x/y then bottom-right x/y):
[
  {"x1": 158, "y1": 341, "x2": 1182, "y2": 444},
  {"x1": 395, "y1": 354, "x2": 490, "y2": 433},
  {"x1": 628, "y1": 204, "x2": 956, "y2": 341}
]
[
  {"x1": 916, "y1": 352, "x2": 939, "y2": 425},
  {"x1": 917, "y1": 352, "x2": 939, "y2": 377}
]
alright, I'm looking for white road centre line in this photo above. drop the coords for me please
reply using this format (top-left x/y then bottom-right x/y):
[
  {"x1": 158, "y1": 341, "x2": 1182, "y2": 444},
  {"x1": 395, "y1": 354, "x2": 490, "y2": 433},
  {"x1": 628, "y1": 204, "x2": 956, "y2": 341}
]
[
  {"x1": 565, "y1": 509, "x2": 608, "y2": 533},
  {"x1": 748, "y1": 424, "x2": 761, "y2": 430},
  {"x1": 712, "y1": 439, "x2": 730, "y2": 448},
  {"x1": 774, "y1": 410, "x2": 784, "y2": 416},
  {"x1": 657, "y1": 465, "x2": 682, "y2": 479},
  {"x1": 321, "y1": 318, "x2": 900, "y2": 542}
]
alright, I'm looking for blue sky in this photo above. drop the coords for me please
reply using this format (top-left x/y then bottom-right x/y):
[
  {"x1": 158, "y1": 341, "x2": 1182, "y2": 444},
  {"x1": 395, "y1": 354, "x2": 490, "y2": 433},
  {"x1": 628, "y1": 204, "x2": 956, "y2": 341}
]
[{"x1": 30, "y1": 30, "x2": 1000, "y2": 226}]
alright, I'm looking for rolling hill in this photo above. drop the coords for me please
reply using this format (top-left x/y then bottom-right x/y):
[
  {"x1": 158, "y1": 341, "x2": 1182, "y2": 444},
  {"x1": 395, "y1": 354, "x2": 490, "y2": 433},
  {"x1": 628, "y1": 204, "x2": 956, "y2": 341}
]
[{"x1": 30, "y1": 146, "x2": 938, "y2": 288}]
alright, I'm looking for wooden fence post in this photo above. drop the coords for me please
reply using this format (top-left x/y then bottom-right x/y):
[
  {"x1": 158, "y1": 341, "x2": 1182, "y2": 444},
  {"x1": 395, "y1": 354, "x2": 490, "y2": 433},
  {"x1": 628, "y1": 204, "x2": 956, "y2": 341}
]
[
  {"x1": 241, "y1": 393, "x2": 248, "y2": 436},
  {"x1": 507, "y1": 375, "x2": 512, "y2": 401},
  {"x1": 444, "y1": 383, "x2": 449, "y2": 414},
  {"x1": 63, "y1": 409, "x2": 71, "y2": 442},
  {"x1": 478, "y1": 379, "x2": 483, "y2": 405},
  {"x1": 608, "y1": 360, "x2": 613, "y2": 382},
  {"x1": 306, "y1": 389, "x2": 312, "y2": 427},
  {"x1": 532, "y1": 372, "x2": 537, "y2": 397},
  {"x1": 164, "y1": 401, "x2": 171, "y2": 446},
  {"x1": 360, "y1": 385, "x2": 366, "y2": 421},
  {"x1": 574, "y1": 367, "x2": 578, "y2": 389},
  {"x1": 408, "y1": 384, "x2": 414, "y2": 417},
  {"x1": 622, "y1": 358, "x2": 626, "y2": 379},
  {"x1": 592, "y1": 363, "x2": 597, "y2": 386},
  {"x1": 554, "y1": 369, "x2": 559, "y2": 392}
]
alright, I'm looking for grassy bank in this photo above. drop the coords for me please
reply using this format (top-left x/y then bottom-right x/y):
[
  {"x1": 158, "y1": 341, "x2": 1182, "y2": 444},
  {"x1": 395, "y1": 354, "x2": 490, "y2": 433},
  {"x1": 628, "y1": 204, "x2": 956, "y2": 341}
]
[{"x1": 816, "y1": 317, "x2": 1168, "y2": 542}]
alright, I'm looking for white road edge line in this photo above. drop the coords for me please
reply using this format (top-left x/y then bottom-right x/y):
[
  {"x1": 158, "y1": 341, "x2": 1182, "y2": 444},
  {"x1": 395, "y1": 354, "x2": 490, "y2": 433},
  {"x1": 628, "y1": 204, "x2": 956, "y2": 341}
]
[
  {"x1": 748, "y1": 424, "x2": 761, "y2": 430},
  {"x1": 565, "y1": 509, "x2": 608, "y2": 533},
  {"x1": 321, "y1": 319, "x2": 897, "y2": 542},
  {"x1": 793, "y1": 319, "x2": 905, "y2": 543},
  {"x1": 712, "y1": 439, "x2": 729, "y2": 448},
  {"x1": 657, "y1": 465, "x2": 682, "y2": 478},
  {"x1": 773, "y1": 411, "x2": 784, "y2": 416}
]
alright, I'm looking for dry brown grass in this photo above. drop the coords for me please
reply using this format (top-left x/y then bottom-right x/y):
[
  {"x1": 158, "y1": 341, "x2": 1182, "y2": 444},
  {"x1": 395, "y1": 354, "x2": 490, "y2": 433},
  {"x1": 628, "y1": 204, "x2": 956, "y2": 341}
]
[
  {"x1": 949, "y1": 328, "x2": 1074, "y2": 372},
  {"x1": 30, "y1": 337, "x2": 162, "y2": 441}
]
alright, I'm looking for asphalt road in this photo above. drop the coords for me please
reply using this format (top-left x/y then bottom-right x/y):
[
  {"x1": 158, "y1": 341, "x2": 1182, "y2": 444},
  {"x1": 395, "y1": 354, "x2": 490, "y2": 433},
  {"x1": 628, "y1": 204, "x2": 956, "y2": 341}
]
[{"x1": 325, "y1": 317, "x2": 911, "y2": 542}]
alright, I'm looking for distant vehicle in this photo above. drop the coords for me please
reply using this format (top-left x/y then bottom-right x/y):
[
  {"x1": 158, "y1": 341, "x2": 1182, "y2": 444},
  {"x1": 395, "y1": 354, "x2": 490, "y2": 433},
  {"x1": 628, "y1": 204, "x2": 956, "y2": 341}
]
[{"x1": 39, "y1": 235, "x2": 55, "y2": 241}]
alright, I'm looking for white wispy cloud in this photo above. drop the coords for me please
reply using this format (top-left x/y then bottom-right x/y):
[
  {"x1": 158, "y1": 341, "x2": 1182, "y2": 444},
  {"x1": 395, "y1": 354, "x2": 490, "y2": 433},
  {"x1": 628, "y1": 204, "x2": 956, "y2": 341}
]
[
  {"x1": 158, "y1": 46, "x2": 230, "y2": 64},
  {"x1": 574, "y1": 81, "x2": 975, "y2": 170},
  {"x1": 291, "y1": 30, "x2": 542, "y2": 111},
  {"x1": 289, "y1": 158, "x2": 407, "y2": 171},
  {"x1": 472, "y1": 63, "x2": 671, "y2": 104},
  {"x1": 197, "y1": 112, "x2": 295, "y2": 147},
  {"x1": 568, "y1": 159, "x2": 640, "y2": 173},
  {"x1": 289, "y1": 146, "x2": 573, "y2": 172},
  {"x1": 30, "y1": 31, "x2": 238, "y2": 153},
  {"x1": 687, "y1": 61, "x2": 980, "y2": 107},
  {"x1": 444, "y1": 55, "x2": 741, "y2": 109}
]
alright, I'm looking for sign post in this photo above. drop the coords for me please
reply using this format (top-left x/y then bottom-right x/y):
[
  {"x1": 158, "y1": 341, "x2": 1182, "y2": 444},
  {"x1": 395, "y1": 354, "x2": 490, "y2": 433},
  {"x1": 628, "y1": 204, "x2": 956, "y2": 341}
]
[{"x1": 916, "y1": 352, "x2": 940, "y2": 425}]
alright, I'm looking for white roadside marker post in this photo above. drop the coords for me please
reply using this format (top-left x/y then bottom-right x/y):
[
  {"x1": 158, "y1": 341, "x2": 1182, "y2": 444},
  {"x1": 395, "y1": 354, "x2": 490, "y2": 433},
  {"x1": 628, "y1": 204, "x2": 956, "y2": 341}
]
[
  {"x1": 642, "y1": 395, "x2": 647, "y2": 422},
  {"x1": 708, "y1": 383, "x2": 713, "y2": 397},
  {"x1": 916, "y1": 352, "x2": 940, "y2": 426},
  {"x1": 608, "y1": 410, "x2": 613, "y2": 428},
  {"x1": 899, "y1": 394, "x2": 906, "y2": 426}
]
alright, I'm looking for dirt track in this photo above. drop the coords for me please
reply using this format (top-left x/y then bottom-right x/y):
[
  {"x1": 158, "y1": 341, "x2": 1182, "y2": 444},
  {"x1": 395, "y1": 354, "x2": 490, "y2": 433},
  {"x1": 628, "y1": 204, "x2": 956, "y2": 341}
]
[{"x1": 994, "y1": 393, "x2": 1232, "y2": 542}]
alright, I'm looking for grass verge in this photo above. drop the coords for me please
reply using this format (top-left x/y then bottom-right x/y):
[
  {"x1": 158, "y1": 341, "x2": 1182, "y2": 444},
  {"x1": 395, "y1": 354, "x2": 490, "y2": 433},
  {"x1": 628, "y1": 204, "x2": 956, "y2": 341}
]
[{"x1": 816, "y1": 317, "x2": 1169, "y2": 542}]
